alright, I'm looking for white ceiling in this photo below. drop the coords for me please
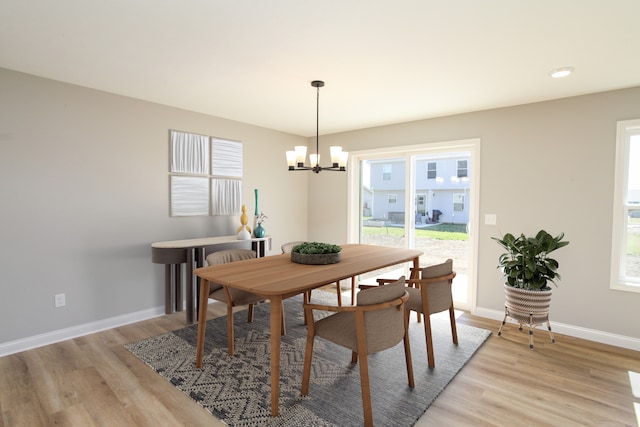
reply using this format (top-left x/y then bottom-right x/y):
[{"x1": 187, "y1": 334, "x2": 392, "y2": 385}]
[{"x1": 2, "y1": 1, "x2": 640, "y2": 137}]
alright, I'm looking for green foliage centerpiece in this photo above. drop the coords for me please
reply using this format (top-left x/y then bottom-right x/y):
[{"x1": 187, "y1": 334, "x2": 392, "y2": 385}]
[{"x1": 291, "y1": 242, "x2": 342, "y2": 265}]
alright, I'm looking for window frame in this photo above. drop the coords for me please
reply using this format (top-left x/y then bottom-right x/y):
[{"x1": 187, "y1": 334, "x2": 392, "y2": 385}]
[{"x1": 610, "y1": 119, "x2": 640, "y2": 293}]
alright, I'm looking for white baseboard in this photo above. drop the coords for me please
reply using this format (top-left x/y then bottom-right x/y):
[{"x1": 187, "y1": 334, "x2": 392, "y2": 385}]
[
  {"x1": 0, "y1": 306, "x2": 166, "y2": 357},
  {"x1": 473, "y1": 307, "x2": 640, "y2": 352},
  {"x1": 3, "y1": 305, "x2": 638, "y2": 357}
]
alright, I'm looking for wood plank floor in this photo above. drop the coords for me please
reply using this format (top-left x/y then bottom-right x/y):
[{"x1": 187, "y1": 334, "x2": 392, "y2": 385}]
[{"x1": 1, "y1": 298, "x2": 639, "y2": 427}]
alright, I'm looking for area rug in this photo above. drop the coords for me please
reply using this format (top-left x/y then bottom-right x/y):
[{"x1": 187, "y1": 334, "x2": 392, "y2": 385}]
[{"x1": 125, "y1": 291, "x2": 491, "y2": 426}]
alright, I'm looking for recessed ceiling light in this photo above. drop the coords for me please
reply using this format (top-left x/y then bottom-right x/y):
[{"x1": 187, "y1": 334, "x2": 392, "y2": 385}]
[{"x1": 549, "y1": 67, "x2": 575, "y2": 78}]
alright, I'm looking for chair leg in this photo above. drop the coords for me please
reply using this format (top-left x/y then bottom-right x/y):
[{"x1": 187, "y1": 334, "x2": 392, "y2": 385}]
[
  {"x1": 449, "y1": 305, "x2": 458, "y2": 345},
  {"x1": 357, "y1": 352, "x2": 374, "y2": 427},
  {"x1": 423, "y1": 312, "x2": 435, "y2": 368},
  {"x1": 336, "y1": 281, "x2": 343, "y2": 306},
  {"x1": 226, "y1": 303, "x2": 235, "y2": 356},
  {"x1": 404, "y1": 309, "x2": 415, "y2": 388},
  {"x1": 301, "y1": 315, "x2": 315, "y2": 396},
  {"x1": 353, "y1": 311, "x2": 374, "y2": 427},
  {"x1": 280, "y1": 300, "x2": 286, "y2": 335},
  {"x1": 303, "y1": 291, "x2": 311, "y2": 325},
  {"x1": 247, "y1": 303, "x2": 254, "y2": 323}
]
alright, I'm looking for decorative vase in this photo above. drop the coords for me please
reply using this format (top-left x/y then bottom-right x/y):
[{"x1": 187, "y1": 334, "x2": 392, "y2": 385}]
[
  {"x1": 254, "y1": 223, "x2": 265, "y2": 238},
  {"x1": 254, "y1": 189, "x2": 259, "y2": 216},
  {"x1": 237, "y1": 204, "x2": 251, "y2": 236},
  {"x1": 237, "y1": 228, "x2": 251, "y2": 240}
]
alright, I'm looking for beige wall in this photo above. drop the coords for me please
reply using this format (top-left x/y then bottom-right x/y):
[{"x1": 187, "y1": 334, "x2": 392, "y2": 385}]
[
  {"x1": 310, "y1": 87, "x2": 640, "y2": 346},
  {"x1": 2, "y1": 66, "x2": 639, "y2": 351},
  {"x1": 0, "y1": 68, "x2": 308, "y2": 346}
]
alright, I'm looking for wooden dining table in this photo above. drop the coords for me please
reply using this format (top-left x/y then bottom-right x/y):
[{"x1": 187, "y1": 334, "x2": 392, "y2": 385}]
[{"x1": 193, "y1": 243, "x2": 423, "y2": 417}]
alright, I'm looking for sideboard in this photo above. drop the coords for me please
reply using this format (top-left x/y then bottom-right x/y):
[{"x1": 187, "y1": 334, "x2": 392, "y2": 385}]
[{"x1": 151, "y1": 235, "x2": 271, "y2": 323}]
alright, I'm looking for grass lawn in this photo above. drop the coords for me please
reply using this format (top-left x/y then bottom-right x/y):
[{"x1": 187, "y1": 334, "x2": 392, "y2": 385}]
[{"x1": 362, "y1": 223, "x2": 468, "y2": 241}]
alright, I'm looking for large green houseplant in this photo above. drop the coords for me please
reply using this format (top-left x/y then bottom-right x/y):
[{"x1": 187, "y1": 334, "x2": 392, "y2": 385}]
[
  {"x1": 492, "y1": 229, "x2": 569, "y2": 290},
  {"x1": 492, "y1": 229, "x2": 569, "y2": 348}
]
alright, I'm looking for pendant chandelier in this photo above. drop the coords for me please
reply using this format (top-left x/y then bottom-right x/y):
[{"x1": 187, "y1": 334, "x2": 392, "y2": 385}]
[{"x1": 286, "y1": 80, "x2": 348, "y2": 173}]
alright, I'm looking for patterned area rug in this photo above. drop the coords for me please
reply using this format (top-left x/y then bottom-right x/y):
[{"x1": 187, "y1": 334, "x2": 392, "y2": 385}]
[{"x1": 125, "y1": 292, "x2": 491, "y2": 426}]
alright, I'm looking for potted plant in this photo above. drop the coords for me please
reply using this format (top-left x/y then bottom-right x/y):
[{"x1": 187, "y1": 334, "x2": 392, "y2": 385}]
[
  {"x1": 291, "y1": 242, "x2": 342, "y2": 265},
  {"x1": 492, "y1": 229, "x2": 569, "y2": 348}
]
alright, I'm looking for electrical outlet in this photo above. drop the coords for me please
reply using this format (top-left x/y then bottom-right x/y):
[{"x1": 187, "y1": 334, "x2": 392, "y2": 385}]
[{"x1": 55, "y1": 293, "x2": 66, "y2": 308}]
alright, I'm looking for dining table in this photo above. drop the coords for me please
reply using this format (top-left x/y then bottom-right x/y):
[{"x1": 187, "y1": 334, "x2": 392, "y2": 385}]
[{"x1": 193, "y1": 243, "x2": 423, "y2": 417}]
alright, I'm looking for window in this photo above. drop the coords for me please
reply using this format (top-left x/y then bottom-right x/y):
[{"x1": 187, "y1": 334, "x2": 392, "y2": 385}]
[
  {"x1": 453, "y1": 193, "x2": 465, "y2": 211},
  {"x1": 383, "y1": 164, "x2": 392, "y2": 180},
  {"x1": 457, "y1": 160, "x2": 468, "y2": 178},
  {"x1": 610, "y1": 119, "x2": 640, "y2": 292},
  {"x1": 388, "y1": 194, "x2": 397, "y2": 204},
  {"x1": 427, "y1": 162, "x2": 437, "y2": 179}
]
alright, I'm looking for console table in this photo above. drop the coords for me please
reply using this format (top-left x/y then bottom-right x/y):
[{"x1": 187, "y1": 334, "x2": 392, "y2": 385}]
[{"x1": 151, "y1": 235, "x2": 271, "y2": 323}]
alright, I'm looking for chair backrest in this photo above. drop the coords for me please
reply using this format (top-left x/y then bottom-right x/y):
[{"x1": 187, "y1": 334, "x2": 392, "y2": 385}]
[
  {"x1": 205, "y1": 249, "x2": 256, "y2": 293},
  {"x1": 206, "y1": 249, "x2": 256, "y2": 266},
  {"x1": 356, "y1": 276, "x2": 407, "y2": 354},
  {"x1": 281, "y1": 241, "x2": 306, "y2": 254},
  {"x1": 420, "y1": 258, "x2": 455, "y2": 313}
]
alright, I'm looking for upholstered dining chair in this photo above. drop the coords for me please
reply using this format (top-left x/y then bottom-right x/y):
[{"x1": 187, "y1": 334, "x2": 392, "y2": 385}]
[
  {"x1": 376, "y1": 258, "x2": 457, "y2": 369},
  {"x1": 301, "y1": 277, "x2": 414, "y2": 427},
  {"x1": 205, "y1": 249, "x2": 285, "y2": 356},
  {"x1": 281, "y1": 241, "x2": 356, "y2": 306}
]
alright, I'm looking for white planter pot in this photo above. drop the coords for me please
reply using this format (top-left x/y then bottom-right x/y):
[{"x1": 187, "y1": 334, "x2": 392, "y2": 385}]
[
  {"x1": 499, "y1": 284, "x2": 555, "y2": 349},
  {"x1": 504, "y1": 284, "x2": 552, "y2": 322}
]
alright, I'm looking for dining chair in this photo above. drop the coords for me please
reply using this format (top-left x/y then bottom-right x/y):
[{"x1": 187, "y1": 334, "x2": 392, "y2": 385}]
[
  {"x1": 376, "y1": 258, "x2": 457, "y2": 368},
  {"x1": 281, "y1": 241, "x2": 356, "y2": 306},
  {"x1": 205, "y1": 249, "x2": 285, "y2": 356},
  {"x1": 301, "y1": 277, "x2": 414, "y2": 427}
]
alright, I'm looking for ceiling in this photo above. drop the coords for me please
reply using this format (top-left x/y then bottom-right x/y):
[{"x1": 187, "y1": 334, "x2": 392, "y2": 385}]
[{"x1": 2, "y1": 1, "x2": 640, "y2": 137}]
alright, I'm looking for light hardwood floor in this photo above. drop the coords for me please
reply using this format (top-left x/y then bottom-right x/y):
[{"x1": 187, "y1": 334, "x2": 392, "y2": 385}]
[{"x1": 1, "y1": 298, "x2": 639, "y2": 427}]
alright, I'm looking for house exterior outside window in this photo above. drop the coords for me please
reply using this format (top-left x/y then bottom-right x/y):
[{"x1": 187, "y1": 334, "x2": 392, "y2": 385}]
[
  {"x1": 427, "y1": 162, "x2": 437, "y2": 179},
  {"x1": 383, "y1": 164, "x2": 392, "y2": 180},
  {"x1": 453, "y1": 193, "x2": 465, "y2": 211},
  {"x1": 457, "y1": 160, "x2": 468, "y2": 178},
  {"x1": 364, "y1": 154, "x2": 471, "y2": 224}
]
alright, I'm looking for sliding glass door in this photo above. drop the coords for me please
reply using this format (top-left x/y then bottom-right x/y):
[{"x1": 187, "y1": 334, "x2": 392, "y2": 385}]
[{"x1": 348, "y1": 139, "x2": 479, "y2": 311}]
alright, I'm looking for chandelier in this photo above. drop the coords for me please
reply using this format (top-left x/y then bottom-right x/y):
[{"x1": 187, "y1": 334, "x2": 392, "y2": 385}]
[{"x1": 286, "y1": 80, "x2": 348, "y2": 173}]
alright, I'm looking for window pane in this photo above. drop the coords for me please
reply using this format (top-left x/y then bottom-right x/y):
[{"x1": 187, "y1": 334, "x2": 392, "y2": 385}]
[
  {"x1": 427, "y1": 162, "x2": 436, "y2": 179},
  {"x1": 628, "y1": 135, "x2": 640, "y2": 204},
  {"x1": 457, "y1": 160, "x2": 468, "y2": 178},
  {"x1": 626, "y1": 208, "x2": 640, "y2": 281}
]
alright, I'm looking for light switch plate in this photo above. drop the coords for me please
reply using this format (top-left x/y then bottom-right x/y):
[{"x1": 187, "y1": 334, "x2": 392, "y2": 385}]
[{"x1": 485, "y1": 214, "x2": 497, "y2": 225}]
